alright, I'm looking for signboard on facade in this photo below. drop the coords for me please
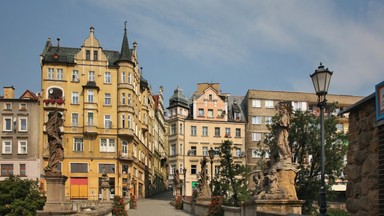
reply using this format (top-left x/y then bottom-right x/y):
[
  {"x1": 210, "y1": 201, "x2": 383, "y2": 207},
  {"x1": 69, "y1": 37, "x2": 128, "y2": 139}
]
[{"x1": 376, "y1": 81, "x2": 384, "y2": 121}]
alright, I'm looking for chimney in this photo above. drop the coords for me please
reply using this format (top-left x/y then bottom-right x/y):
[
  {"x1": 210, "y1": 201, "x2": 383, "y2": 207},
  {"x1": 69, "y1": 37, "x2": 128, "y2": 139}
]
[{"x1": 3, "y1": 86, "x2": 15, "y2": 99}]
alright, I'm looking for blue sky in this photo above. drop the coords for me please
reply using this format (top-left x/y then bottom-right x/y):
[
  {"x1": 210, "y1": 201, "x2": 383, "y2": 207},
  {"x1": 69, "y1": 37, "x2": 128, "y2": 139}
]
[{"x1": 0, "y1": 1, "x2": 383, "y2": 103}]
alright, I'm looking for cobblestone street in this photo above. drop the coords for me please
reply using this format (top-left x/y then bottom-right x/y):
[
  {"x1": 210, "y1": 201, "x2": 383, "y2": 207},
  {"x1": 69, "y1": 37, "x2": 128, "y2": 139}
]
[{"x1": 127, "y1": 190, "x2": 192, "y2": 216}]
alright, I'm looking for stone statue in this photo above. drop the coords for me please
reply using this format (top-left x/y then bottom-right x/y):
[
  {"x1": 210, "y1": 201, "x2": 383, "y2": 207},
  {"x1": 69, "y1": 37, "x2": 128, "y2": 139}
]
[
  {"x1": 174, "y1": 169, "x2": 181, "y2": 196},
  {"x1": 196, "y1": 156, "x2": 211, "y2": 200},
  {"x1": 276, "y1": 102, "x2": 292, "y2": 162},
  {"x1": 44, "y1": 110, "x2": 64, "y2": 174},
  {"x1": 101, "y1": 169, "x2": 111, "y2": 201}
]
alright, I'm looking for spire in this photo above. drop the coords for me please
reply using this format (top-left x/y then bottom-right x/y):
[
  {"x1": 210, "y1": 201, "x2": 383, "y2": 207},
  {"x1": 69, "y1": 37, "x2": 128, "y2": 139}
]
[{"x1": 119, "y1": 21, "x2": 131, "y2": 61}]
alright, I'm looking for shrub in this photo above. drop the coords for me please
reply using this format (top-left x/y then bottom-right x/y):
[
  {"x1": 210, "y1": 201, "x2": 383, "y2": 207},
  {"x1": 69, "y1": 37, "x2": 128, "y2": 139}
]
[
  {"x1": 129, "y1": 194, "x2": 137, "y2": 209},
  {"x1": 208, "y1": 196, "x2": 223, "y2": 216},
  {"x1": 175, "y1": 195, "x2": 183, "y2": 209},
  {"x1": 327, "y1": 208, "x2": 348, "y2": 216},
  {"x1": 112, "y1": 196, "x2": 127, "y2": 216}
]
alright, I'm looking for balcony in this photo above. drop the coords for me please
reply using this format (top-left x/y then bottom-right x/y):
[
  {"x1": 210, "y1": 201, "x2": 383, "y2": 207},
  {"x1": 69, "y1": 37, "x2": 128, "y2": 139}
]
[
  {"x1": 43, "y1": 98, "x2": 65, "y2": 110},
  {"x1": 118, "y1": 151, "x2": 134, "y2": 162},
  {"x1": 118, "y1": 128, "x2": 134, "y2": 138},
  {"x1": 84, "y1": 126, "x2": 98, "y2": 135}
]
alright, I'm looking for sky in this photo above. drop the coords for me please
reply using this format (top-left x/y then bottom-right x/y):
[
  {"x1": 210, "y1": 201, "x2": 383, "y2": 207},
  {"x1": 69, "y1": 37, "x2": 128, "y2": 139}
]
[{"x1": 0, "y1": 0, "x2": 383, "y2": 104}]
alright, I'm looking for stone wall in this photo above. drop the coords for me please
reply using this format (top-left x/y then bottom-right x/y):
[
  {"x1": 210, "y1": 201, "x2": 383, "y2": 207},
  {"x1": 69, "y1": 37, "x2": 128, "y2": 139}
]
[{"x1": 345, "y1": 97, "x2": 379, "y2": 216}]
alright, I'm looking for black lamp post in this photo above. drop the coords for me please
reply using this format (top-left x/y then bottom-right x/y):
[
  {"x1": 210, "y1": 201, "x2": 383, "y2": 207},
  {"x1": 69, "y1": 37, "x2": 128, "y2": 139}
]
[
  {"x1": 183, "y1": 168, "x2": 187, "y2": 198},
  {"x1": 310, "y1": 62, "x2": 333, "y2": 216},
  {"x1": 208, "y1": 147, "x2": 216, "y2": 192}
]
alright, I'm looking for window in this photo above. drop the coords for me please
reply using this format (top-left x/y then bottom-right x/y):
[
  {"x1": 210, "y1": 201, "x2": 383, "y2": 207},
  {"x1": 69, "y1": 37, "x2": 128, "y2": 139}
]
[
  {"x1": 202, "y1": 126, "x2": 208, "y2": 136},
  {"x1": 252, "y1": 150, "x2": 261, "y2": 158},
  {"x1": 87, "y1": 112, "x2": 94, "y2": 126},
  {"x1": 122, "y1": 141, "x2": 128, "y2": 155},
  {"x1": 1, "y1": 164, "x2": 13, "y2": 176},
  {"x1": 72, "y1": 92, "x2": 79, "y2": 104},
  {"x1": 100, "y1": 138, "x2": 115, "y2": 152},
  {"x1": 214, "y1": 147, "x2": 220, "y2": 155},
  {"x1": 93, "y1": 50, "x2": 98, "y2": 61},
  {"x1": 252, "y1": 99, "x2": 261, "y2": 108},
  {"x1": 121, "y1": 93, "x2": 126, "y2": 105},
  {"x1": 104, "y1": 72, "x2": 111, "y2": 83},
  {"x1": 336, "y1": 123, "x2": 344, "y2": 132},
  {"x1": 86, "y1": 50, "x2": 90, "y2": 60},
  {"x1": 71, "y1": 163, "x2": 88, "y2": 173},
  {"x1": 252, "y1": 116, "x2": 262, "y2": 125},
  {"x1": 191, "y1": 165, "x2": 197, "y2": 174},
  {"x1": 73, "y1": 138, "x2": 83, "y2": 152},
  {"x1": 214, "y1": 127, "x2": 220, "y2": 137},
  {"x1": 18, "y1": 140, "x2": 27, "y2": 154},
  {"x1": 179, "y1": 143, "x2": 183, "y2": 155},
  {"x1": 235, "y1": 128, "x2": 241, "y2": 137},
  {"x1": 265, "y1": 116, "x2": 273, "y2": 125},
  {"x1": 191, "y1": 126, "x2": 197, "y2": 136},
  {"x1": 72, "y1": 70, "x2": 79, "y2": 82},
  {"x1": 215, "y1": 165, "x2": 220, "y2": 175},
  {"x1": 190, "y1": 146, "x2": 197, "y2": 156},
  {"x1": 202, "y1": 146, "x2": 208, "y2": 156},
  {"x1": 170, "y1": 144, "x2": 176, "y2": 156},
  {"x1": 208, "y1": 109, "x2": 213, "y2": 118},
  {"x1": 4, "y1": 103, "x2": 12, "y2": 110},
  {"x1": 252, "y1": 132, "x2": 262, "y2": 141},
  {"x1": 3, "y1": 140, "x2": 12, "y2": 154},
  {"x1": 20, "y1": 164, "x2": 26, "y2": 176},
  {"x1": 225, "y1": 128, "x2": 231, "y2": 137},
  {"x1": 121, "y1": 114, "x2": 125, "y2": 128},
  {"x1": 3, "y1": 117, "x2": 12, "y2": 131},
  {"x1": 128, "y1": 73, "x2": 131, "y2": 84},
  {"x1": 128, "y1": 115, "x2": 131, "y2": 128},
  {"x1": 19, "y1": 118, "x2": 27, "y2": 131},
  {"x1": 19, "y1": 103, "x2": 27, "y2": 110},
  {"x1": 128, "y1": 94, "x2": 131, "y2": 105},
  {"x1": 265, "y1": 100, "x2": 274, "y2": 108},
  {"x1": 71, "y1": 113, "x2": 79, "y2": 127},
  {"x1": 198, "y1": 108, "x2": 204, "y2": 116},
  {"x1": 133, "y1": 145, "x2": 137, "y2": 157},
  {"x1": 171, "y1": 124, "x2": 176, "y2": 135},
  {"x1": 104, "y1": 93, "x2": 111, "y2": 105},
  {"x1": 170, "y1": 165, "x2": 176, "y2": 175},
  {"x1": 235, "y1": 148, "x2": 241, "y2": 157},
  {"x1": 292, "y1": 101, "x2": 307, "y2": 111},
  {"x1": 209, "y1": 94, "x2": 213, "y2": 100},
  {"x1": 179, "y1": 123, "x2": 183, "y2": 135},
  {"x1": 48, "y1": 68, "x2": 54, "y2": 80},
  {"x1": 57, "y1": 68, "x2": 63, "y2": 80},
  {"x1": 104, "y1": 115, "x2": 112, "y2": 128},
  {"x1": 99, "y1": 164, "x2": 115, "y2": 173},
  {"x1": 121, "y1": 72, "x2": 126, "y2": 83},
  {"x1": 88, "y1": 71, "x2": 95, "y2": 81},
  {"x1": 87, "y1": 90, "x2": 94, "y2": 103}
]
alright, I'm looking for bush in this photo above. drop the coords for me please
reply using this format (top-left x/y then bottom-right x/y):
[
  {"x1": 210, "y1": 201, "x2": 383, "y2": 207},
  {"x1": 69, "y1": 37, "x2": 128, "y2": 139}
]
[
  {"x1": 129, "y1": 194, "x2": 137, "y2": 209},
  {"x1": 208, "y1": 196, "x2": 223, "y2": 216},
  {"x1": 327, "y1": 208, "x2": 348, "y2": 216},
  {"x1": 175, "y1": 195, "x2": 183, "y2": 209},
  {"x1": 112, "y1": 196, "x2": 127, "y2": 216}
]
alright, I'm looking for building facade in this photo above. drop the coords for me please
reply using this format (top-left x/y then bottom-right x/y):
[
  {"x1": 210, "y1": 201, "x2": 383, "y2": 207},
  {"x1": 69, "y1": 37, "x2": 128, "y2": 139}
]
[
  {"x1": 0, "y1": 87, "x2": 41, "y2": 181},
  {"x1": 167, "y1": 83, "x2": 246, "y2": 196},
  {"x1": 39, "y1": 26, "x2": 166, "y2": 200}
]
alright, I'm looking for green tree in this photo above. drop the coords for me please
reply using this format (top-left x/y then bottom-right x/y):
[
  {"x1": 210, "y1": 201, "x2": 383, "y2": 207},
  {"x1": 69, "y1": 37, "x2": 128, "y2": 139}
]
[
  {"x1": 0, "y1": 175, "x2": 46, "y2": 216},
  {"x1": 264, "y1": 109, "x2": 347, "y2": 213},
  {"x1": 212, "y1": 140, "x2": 252, "y2": 207}
]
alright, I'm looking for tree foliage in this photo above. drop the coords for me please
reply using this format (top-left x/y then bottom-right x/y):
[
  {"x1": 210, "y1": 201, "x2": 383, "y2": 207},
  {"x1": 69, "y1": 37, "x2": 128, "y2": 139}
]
[
  {"x1": 263, "y1": 109, "x2": 347, "y2": 211},
  {"x1": 0, "y1": 175, "x2": 46, "y2": 216},
  {"x1": 211, "y1": 140, "x2": 252, "y2": 207}
]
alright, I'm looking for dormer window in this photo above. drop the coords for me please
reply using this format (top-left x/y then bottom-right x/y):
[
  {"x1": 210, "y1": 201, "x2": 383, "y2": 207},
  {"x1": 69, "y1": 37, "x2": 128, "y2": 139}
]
[
  {"x1": 209, "y1": 94, "x2": 213, "y2": 100},
  {"x1": 93, "y1": 51, "x2": 98, "y2": 61},
  {"x1": 86, "y1": 50, "x2": 90, "y2": 60}
]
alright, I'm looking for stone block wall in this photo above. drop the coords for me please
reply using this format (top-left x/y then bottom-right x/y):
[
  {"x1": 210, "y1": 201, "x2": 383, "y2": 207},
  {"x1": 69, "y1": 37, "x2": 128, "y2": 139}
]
[{"x1": 345, "y1": 98, "x2": 379, "y2": 216}]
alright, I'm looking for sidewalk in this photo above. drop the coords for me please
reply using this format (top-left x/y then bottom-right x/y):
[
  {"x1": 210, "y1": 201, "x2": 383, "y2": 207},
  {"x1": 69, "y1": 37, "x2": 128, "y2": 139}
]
[{"x1": 127, "y1": 190, "x2": 193, "y2": 216}]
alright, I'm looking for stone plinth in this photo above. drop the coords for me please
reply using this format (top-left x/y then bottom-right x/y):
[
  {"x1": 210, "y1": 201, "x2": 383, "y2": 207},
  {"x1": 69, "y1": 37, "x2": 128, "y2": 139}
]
[
  {"x1": 37, "y1": 175, "x2": 76, "y2": 215},
  {"x1": 277, "y1": 170, "x2": 298, "y2": 200},
  {"x1": 255, "y1": 199, "x2": 304, "y2": 215}
]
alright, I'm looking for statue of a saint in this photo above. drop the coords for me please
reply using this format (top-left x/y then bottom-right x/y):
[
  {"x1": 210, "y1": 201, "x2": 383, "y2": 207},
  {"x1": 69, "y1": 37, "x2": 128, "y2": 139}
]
[
  {"x1": 276, "y1": 102, "x2": 292, "y2": 162},
  {"x1": 44, "y1": 110, "x2": 64, "y2": 174}
]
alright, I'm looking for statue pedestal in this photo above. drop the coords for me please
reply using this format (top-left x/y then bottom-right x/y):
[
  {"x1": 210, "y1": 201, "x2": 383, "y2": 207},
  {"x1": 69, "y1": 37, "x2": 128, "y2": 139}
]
[
  {"x1": 37, "y1": 175, "x2": 76, "y2": 215},
  {"x1": 255, "y1": 199, "x2": 305, "y2": 215},
  {"x1": 277, "y1": 169, "x2": 298, "y2": 200},
  {"x1": 101, "y1": 188, "x2": 111, "y2": 202}
]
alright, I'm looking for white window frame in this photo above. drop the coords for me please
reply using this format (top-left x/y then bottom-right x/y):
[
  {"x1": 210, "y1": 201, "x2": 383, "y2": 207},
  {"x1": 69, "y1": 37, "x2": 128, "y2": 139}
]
[
  {"x1": 87, "y1": 112, "x2": 94, "y2": 126},
  {"x1": 265, "y1": 100, "x2": 274, "y2": 109},
  {"x1": 121, "y1": 93, "x2": 126, "y2": 105},
  {"x1": 252, "y1": 132, "x2": 262, "y2": 142},
  {"x1": 128, "y1": 73, "x2": 131, "y2": 84},
  {"x1": 19, "y1": 103, "x2": 27, "y2": 111},
  {"x1": 2, "y1": 140, "x2": 12, "y2": 154},
  {"x1": 73, "y1": 138, "x2": 84, "y2": 152},
  {"x1": 121, "y1": 72, "x2": 126, "y2": 83},
  {"x1": 48, "y1": 68, "x2": 54, "y2": 80},
  {"x1": 57, "y1": 68, "x2": 63, "y2": 80},
  {"x1": 252, "y1": 116, "x2": 262, "y2": 125},
  {"x1": 104, "y1": 72, "x2": 111, "y2": 83},
  {"x1": 100, "y1": 138, "x2": 115, "y2": 152},
  {"x1": 104, "y1": 93, "x2": 111, "y2": 105},
  {"x1": 4, "y1": 103, "x2": 12, "y2": 110},
  {"x1": 88, "y1": 71, "x2": 95, "y2": 81},
  {"x1": 122, "y1": 141, "x2": 128, "y2": 155},
  {"x1": 104, "y1": 115, "x2": 112, "y2": 128},
  {"x1": 3, "y1": 117, "x2": 12, "y2": 131},
  {"x1": 208, "y1": 109, "x2": 213, "y2": 118},
  {"x1": 18, "y1": 117, "x2": 27, "y2": 131},
  {"x1": 265, "y1": 116, "x2": 273, "y2": 125},
  {"x1": 202, "y1": 146, "x2": 208, "y2": 156},
  {"x1": 72, "y1": 70, "x2": 79, "y2": 82},
  {"x1": 252, "y1": 99, "x2": 261, "y2": 108},
  {"x1": 18, "y1": 140, "x2": 27, "y2": 154},
  {"x1": 170, "y1": 144, "x2": 176, "y2": 156},
  {"x1": 191, "y1": 126, "x2": 197, "y2": 136},
  {"x1": 87, "y1": 90, "x2": 94, "y2": 103},
  {"x1": 72, "y1": 92, "x2": 79, "y2": 104},
  {"x1": 202, "y1": 126, "x2": 208, "y2": 136},
  {"x1": 71, "y1": 113, "x2": 79, "y2": 127}
]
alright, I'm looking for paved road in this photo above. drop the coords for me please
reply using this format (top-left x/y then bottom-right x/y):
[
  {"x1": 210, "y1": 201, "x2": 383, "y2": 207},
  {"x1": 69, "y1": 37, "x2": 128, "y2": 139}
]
[{"x1": 127, "y1": 190, "x2": 193, "y2": 216}]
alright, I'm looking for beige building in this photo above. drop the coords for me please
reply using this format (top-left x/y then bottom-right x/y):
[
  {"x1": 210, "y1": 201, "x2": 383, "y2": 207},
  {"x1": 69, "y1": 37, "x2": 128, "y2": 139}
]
[
  {"x1": 167, "y1": 83, "x2": 246, "y2": 196},
  {"x1": 39, "y1": 26, "x2": 166, "y2": 200},
  {"x1": 0, "y1": 87, "x2": 41, "y2": 181},
  {"x1": 244, "y1": 89, "x2": 364, "y2": 168}
]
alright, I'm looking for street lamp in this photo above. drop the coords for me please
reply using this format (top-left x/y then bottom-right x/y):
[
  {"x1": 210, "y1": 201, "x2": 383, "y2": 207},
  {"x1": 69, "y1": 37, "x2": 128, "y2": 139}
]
[
  {"x1": 208, "y1": 147, "x2": 216, "y2": 192},
  {"x1": 310, "y1": 62, "x2": 333, "y2": 216}
]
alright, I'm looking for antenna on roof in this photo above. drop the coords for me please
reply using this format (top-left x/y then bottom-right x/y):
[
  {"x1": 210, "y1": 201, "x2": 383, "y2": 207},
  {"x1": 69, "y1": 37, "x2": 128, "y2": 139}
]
[{"x1": 124, "y1": 21, "x2": 127, "y2": 31}]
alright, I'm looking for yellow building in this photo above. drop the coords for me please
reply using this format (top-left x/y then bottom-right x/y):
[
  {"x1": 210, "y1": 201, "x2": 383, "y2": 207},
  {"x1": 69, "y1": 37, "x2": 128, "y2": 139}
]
[
  {"x1": 167, "y1": 83, "x2": 246, "y2": 196},
  {"x1": 39, "y1": 26, "x2": 164, "y2": 200}
]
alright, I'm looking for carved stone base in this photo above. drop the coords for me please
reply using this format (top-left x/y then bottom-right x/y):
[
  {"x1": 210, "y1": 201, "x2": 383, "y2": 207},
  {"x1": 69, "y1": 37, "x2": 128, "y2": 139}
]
[
  {"x1": 277, "y1": 170, "x2": 298, "y2": 200},
  {"x1": 255, "y1": 199, "x2": 305, "y2": 215},
  {"x1": 37, "y1": 175, "x2": 77, "y2": 215}
]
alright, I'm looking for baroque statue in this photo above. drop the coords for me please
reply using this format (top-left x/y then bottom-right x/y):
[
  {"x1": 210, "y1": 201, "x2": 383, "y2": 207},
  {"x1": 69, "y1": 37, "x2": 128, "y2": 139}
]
[
  {"x1": 44, "y1": 110, "x2": 64, "y2": 174},
  {"x1": 196, "y1": 156, "x2": 211, "y2": 200}
]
